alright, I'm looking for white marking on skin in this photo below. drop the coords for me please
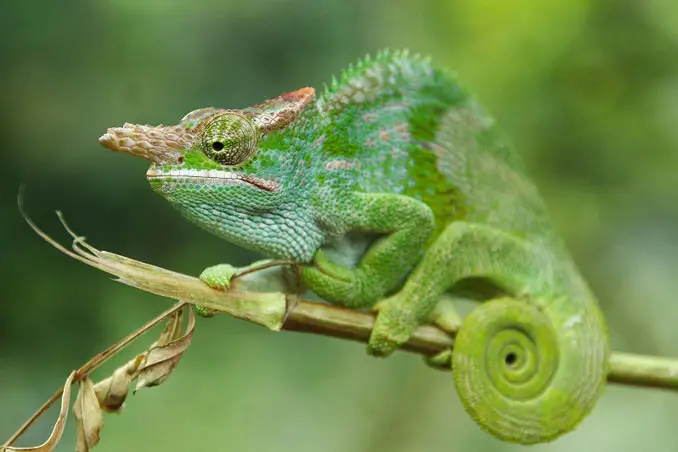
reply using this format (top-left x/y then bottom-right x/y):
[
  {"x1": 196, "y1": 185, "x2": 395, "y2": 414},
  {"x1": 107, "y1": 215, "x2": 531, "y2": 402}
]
[
  {"x1": 146, "y1": 167, "x2": 280, "y2": 192},
  {"x1": 563, "y1": 315, "x2": 583, "y2": 329}
]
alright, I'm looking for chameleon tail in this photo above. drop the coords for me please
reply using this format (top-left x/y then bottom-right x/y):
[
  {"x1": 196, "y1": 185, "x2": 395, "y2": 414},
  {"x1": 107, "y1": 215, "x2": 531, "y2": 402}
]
[{"x1": 452, "y1": 297, "x2": 609, "y2": 444}]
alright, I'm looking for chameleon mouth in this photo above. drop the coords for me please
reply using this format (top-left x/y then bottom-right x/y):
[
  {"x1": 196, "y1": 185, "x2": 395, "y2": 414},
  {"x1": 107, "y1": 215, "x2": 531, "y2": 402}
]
[{"x1": 146, "y1": 167, "x2": 280, "y2": 192}]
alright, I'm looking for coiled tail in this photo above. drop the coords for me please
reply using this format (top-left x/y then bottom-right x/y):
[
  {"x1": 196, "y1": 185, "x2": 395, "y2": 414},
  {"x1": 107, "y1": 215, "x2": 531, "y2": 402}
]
[{"x1": 452, "y1": 296, "x2": 609, "y2": 444}]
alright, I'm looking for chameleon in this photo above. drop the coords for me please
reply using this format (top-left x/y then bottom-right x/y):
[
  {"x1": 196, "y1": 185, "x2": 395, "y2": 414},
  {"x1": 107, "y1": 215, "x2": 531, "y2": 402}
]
[{"x1": 98, "y1": 50, "x2": 610, "y2": 444}]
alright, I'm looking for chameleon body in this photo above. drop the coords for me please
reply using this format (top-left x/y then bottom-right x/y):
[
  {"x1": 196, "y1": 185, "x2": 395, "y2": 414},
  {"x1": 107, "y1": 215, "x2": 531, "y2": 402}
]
[{"x1": 99, "y1": 50, "x2": 610, "y2": 444}]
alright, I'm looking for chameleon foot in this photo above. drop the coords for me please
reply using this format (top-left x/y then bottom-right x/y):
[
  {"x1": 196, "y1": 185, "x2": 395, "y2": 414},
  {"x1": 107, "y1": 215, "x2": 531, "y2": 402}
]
[
  {"x1": 197, "y1": 264, "x2": 239, "y2": 317},
  {"x1": 367, "y1": 294, "x2": 420, "y2": 357},
  {"x1": 200, "y1": 263, "x2": 238, "y2": 290},
  {"x1": 426, "y1": 349, "x2": 453, "y2": 370}
]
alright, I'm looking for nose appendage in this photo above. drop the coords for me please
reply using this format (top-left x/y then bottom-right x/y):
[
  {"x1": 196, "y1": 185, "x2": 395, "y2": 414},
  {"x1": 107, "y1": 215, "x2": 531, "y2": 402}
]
[{"x1": 98, "y1": 123, "x2": 194, "y2": 165}]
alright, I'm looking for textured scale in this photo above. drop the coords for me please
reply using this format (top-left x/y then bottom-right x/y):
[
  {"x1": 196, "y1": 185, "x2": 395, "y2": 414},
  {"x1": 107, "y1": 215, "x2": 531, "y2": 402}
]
[{"x1": 99, "y1": 49, "x2": 610, "y2": 444}]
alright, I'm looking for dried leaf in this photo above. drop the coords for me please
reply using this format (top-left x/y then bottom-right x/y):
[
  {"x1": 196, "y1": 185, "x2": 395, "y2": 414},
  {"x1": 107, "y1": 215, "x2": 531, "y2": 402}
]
[
  {"x1": 135, "y1": 307, "x2": 195, "y2": 391},
  {"x1": 93, "y1": 353, "x2": 147, "y2": 413},
  {"x1": 1, "y1": 371, "x2": 75, "y2": 452},
  {"x1": 73, "y1": 378, "x2": 104, "y2": 452},
  {"x1": 151, "y1": 307, "x2": 184, "y2": 348}
]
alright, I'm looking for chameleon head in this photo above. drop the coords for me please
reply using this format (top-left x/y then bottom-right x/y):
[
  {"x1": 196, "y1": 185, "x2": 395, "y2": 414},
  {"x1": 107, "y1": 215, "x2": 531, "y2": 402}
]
[{"x1": 98, "y1": 88, "x2": 325, "y2": 260}]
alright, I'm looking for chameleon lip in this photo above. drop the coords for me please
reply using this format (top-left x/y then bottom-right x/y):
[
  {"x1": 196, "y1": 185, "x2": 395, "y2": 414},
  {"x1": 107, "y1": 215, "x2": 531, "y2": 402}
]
[{"x1": 145, "y1": 167, "x2": 280, "y2": 192}]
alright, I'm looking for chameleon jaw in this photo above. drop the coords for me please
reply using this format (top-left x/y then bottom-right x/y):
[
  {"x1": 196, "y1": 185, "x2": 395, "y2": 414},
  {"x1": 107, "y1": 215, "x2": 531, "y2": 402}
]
[{"x1": 146, "y1": 167, "x2": 280, "y2": 192}]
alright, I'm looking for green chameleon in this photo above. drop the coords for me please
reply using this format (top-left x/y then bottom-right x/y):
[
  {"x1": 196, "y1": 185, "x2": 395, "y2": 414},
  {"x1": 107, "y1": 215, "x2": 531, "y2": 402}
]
[{"x1": 99, "y1": 50, "x2": 610, "y2": 444}]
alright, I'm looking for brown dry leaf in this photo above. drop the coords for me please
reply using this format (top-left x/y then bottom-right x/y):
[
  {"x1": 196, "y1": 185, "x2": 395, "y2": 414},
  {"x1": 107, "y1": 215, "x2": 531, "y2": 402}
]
[
  {"x1": 1, "y1": 372, "x2": 76, "y2": 452},
  {"x1": 73, "y1": 377, "x2": 104, "y2": 452},
  {"x1": 151, "y1": 306, "x2": 184, "y2": 348},
  {"x1": 135, "y1": 306, "x2": 195, "y2": 391},
  {"x1": 94, "y1": 353, "x2": 147, "y2": 413}
]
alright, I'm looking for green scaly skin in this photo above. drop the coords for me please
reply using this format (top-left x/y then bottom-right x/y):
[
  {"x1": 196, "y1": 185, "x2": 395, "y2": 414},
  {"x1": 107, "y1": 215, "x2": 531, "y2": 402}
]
[{"x1": 99, "y1": 50, "x2": 610, "y2": 444}]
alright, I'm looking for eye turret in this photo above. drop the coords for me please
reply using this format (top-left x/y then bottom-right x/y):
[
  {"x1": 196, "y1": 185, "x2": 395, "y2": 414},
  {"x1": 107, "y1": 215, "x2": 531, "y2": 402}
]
[{"x1": 200, "y1": 112, "x2": 258, "y2": 166}]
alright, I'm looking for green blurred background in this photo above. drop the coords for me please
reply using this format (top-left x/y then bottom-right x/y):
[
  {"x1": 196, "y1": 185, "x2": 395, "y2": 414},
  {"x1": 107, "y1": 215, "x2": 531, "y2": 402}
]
[{"x1": 2, "y1": 0, "x2": 678, "y2": 450}]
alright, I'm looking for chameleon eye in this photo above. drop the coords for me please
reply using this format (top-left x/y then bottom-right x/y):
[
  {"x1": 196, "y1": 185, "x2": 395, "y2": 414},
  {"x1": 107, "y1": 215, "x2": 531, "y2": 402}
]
[{"x1": 201, "y1": 112, "x2": 257, "y2": 166}]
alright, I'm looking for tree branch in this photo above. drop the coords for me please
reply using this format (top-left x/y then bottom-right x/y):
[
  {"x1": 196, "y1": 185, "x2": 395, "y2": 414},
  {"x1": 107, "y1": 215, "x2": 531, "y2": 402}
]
[{"x1": 18, "y1": 195, "x2": 678, "y2": 392}]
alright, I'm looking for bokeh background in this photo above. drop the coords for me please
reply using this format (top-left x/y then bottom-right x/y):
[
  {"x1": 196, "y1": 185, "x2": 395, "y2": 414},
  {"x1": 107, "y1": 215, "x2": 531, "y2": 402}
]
[{"x1": 2, "y1": 0, "x2": 678, "y2": 451}]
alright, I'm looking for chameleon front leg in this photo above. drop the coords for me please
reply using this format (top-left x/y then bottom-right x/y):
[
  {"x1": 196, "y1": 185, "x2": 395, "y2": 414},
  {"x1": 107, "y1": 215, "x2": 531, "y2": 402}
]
[
  {"x1": 373, "y1": 220, "x2": 609, "y2": 444},
  {"x1": 301, "y1": 192, "x2": 437, "y2": 350}
]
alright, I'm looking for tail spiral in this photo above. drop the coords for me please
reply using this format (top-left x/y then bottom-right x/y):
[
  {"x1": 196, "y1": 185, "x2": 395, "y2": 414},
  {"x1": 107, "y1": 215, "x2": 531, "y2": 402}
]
[{"x1": 452, "y1": 297, "x2": 609, "y2": 444}]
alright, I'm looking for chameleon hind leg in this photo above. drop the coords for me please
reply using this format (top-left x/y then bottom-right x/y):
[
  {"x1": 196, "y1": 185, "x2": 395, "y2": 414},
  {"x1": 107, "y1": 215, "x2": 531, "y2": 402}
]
[{"x1": 366, "y1": 220, "x2": 537, "y2": 356}]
